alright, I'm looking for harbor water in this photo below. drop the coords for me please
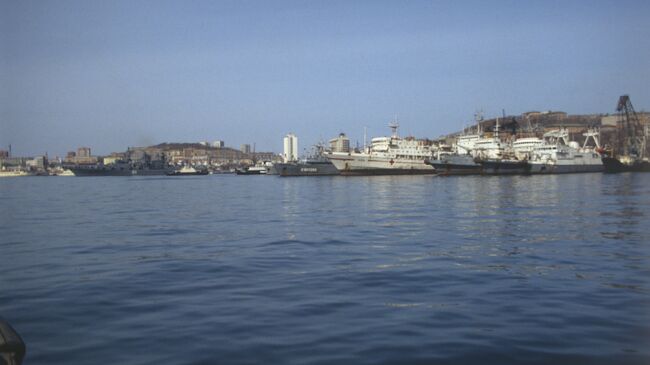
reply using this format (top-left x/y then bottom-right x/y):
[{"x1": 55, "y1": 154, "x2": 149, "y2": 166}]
[{"x1": 1, "y1": 174, "x2": 649, "y2": 364}]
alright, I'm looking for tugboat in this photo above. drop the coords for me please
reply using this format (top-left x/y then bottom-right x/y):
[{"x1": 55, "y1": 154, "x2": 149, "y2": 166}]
[{"x1": 602, "y1": 95, "x2": 650, "y2": 172}]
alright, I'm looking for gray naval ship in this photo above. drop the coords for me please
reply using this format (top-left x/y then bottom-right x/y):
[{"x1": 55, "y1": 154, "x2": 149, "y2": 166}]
[
  {"x1": 65, "y1": 149, "x2": 173, "y2": 176},
  {"x1": 274, "y1": 144, "x2": 340, "y2": 177}
]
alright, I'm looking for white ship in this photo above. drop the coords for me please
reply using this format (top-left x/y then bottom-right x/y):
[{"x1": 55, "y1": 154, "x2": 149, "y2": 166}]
[
  {"x1": 528, "y1": 128, "x2": 603, "y2": 173},
  {"x1": 326, "y1": 122, "x2": 436, "y2": 175},
  {"x1": 0, "y1": 167, "x2": 32, "y2": 177}
]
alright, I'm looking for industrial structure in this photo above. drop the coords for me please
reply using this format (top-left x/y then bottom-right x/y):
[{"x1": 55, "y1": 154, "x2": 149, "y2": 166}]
[{"x1": 601, "y1": 95, "x2": 650, "y2": 172}]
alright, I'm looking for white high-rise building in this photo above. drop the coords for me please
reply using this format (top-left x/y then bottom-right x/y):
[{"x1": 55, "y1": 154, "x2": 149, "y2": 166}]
[{"x1": 283, "y1": 133, "x2": 298, "y2": 162}]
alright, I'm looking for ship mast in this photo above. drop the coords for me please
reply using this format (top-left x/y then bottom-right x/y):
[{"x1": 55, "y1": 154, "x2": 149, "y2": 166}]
[
  {"x1": 389, "y1": 120, "x2": 399, "y2": 138},
  {"x1": 474, "y1": 110, "x2": 484, "y2": 134}
]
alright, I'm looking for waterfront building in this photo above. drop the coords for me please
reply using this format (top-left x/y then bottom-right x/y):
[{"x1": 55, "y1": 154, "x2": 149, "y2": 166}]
[
  {"x1": 240, "y1": 144, "x2": 251, "y2": 154},
  {"x1": 283, "y1": 133, "x2": 298, "y2": 162},
  {"x1": 329, "y1": 133, "x2": 350, "y2": 153},
  {"x1": 66, "y1": 147, "x2": 98, "y2": 164},
  {"x1": 77, "y1": 147, "x2": 91, "y2": 158},
  {"x1": 26, "y1": 156, "x2": 48, "y2": 170},
  {"x1": 212, "y1": 140, "x2": 225, "y2": 148}
]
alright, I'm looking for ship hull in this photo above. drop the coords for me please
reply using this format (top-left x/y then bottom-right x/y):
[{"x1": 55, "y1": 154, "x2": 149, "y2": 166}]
[
  {"x1": 276, "y1": 162, "x2": 339, "y2": 176},
  {"x1": 327, "y1": 153, "x2": 435, "y2": 176},
  {"x1": 68, "y1": 167, "x2": 172, "y2": 176},
  {"x1": 427, "y1": 163, "x2": 482, "y2": 175},
  {"x1": 425, "y1": 156, "x2": 481, "y2": 175},
  {"x1": 0, "y1": 171, "x2": 33, "y2": 177},
  {"x1": 167, "y1": 170, "x2": 209, "y2": 176},
  {"x1": 529, "y1": 163, "x2": 604, "y2": 174},
  {"x1": 479, "y1": 160, "x2": 531, "y2": 175},
  {"x1": 235, "y1": 169, "x2": 267, "y2": 175},
  {"x1": 602, "y1": 157, "x2": 650, "y2": 173}
]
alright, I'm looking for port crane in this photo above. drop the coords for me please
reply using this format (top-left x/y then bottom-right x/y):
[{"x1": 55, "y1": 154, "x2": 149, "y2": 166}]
[
  {"x1": 616, "y1": 95, "x2": 647, "y2": 160},
  {"x1": 602, "y1": 95, "x2": 650, "y2": 172}
]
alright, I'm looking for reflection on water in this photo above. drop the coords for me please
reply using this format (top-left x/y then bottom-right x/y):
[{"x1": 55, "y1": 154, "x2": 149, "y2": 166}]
[{"x1": 1, "y1": 174, "x2": 649, "y2": 365}]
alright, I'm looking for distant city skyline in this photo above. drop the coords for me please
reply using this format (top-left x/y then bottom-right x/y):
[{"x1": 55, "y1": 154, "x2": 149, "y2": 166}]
[{"x1": 2, "y1": 0, "x2": 650, "y2": 157}]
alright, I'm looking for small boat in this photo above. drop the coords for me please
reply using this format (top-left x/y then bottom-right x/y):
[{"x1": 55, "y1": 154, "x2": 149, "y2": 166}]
[
  {"x1": 167, "y1": 165, "x2": 209, "y2": 176},
  {"x1": 235, "y1": 166, "x2": 268, "y2": 175}
]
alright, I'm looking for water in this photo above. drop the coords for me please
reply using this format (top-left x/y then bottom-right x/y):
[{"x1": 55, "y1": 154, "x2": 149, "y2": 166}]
[{"x1": 1, "y1": 174, "x2": 649, "y2": 364}]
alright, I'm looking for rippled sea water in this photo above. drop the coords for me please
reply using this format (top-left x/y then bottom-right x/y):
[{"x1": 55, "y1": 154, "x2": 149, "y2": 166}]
[{"x1": 1, "y1": 173, "x2": 649, "y2": 364}]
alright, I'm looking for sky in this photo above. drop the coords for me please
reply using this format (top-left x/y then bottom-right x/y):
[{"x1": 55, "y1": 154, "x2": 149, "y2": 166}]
[{"x1": 2, "y1": 0, "x2": 650, "y2": 157}]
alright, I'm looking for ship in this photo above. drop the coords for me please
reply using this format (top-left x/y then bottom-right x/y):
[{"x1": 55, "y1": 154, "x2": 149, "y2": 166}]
[
  {"x1": 67, "y1": 161, "x2": 173, "y2": 176},
  {"x1": 473, "y1": 129, "x2": 603, "y2": 175},
  {"x1": 275, "y1": 144, "x2": 339, "y2": 176},
  {"x1": 425, "y1": 153, "x2": 481, "y2": 175},
  {"x1": 0, "y1": 168, "x2": 32, "y2": 177},
  {"x1": 527, "y1": 128, "x2": 603, "y2": 174},
  {"x1": 425, "y1": 130, "x2": 483, "y2": 175},
  {"x1": 325, "y1": 122, "x2": 436, "y2": 175},
  {"x1": 65, "y1": 150, "x2": 173, "y2": 176},
  {"x1": 602, "y1": 156, "x2": 650, "y2": 172},
  {"x1": 475, "y1": 136, "x2": 544, "y2": 175},
  {"x1": 428, "y1": 116, "x2": 506, "y2": 175}
]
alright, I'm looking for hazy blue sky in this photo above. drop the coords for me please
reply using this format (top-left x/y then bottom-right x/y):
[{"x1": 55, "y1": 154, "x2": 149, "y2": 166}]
[{"x1": 2, "y1": 0, "x2": 649, "y2": 156}]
